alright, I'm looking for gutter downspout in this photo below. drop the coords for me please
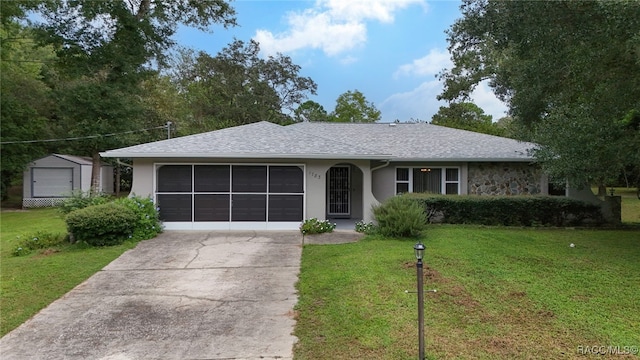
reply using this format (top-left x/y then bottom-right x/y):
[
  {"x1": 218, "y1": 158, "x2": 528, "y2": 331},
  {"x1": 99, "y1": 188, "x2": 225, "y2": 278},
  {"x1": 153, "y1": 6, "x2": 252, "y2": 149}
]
[{"x1": 371, "y1": 160, "x2": 390, "y2": 172}]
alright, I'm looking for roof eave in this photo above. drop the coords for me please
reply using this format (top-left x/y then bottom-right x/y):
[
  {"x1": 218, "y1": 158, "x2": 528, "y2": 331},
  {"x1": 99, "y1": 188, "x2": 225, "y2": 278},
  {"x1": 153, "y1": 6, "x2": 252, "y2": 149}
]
[
  {"x1": 99, "y1": 152, "x2": 392, "y2": 160},
  {"x1": 389, "y1": 157, "x2": 536, "y2": 163}
]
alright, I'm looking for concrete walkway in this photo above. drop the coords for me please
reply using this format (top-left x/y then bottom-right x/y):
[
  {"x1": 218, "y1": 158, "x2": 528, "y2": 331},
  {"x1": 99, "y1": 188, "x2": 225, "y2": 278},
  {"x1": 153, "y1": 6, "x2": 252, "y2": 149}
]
[{"x1": 0, "y1": 230, "x2": 362, "y2": 360}]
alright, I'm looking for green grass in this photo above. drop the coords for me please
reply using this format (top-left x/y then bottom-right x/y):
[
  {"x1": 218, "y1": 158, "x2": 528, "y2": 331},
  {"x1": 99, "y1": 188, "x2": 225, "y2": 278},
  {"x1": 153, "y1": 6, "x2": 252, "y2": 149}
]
[
  {"x1": 615, "y1": 187, "x2": 640, "y2": 224},
  {"x1": 294, "y1": 227, "x2": 640, "y2": 359},
  {"x1": 0, "y1": 208, "x2": 139, "y2": 336}
]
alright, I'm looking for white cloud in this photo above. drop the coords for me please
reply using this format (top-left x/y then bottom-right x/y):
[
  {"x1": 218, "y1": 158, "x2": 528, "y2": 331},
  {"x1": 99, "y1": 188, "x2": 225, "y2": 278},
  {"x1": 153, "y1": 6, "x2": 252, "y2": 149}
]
[
  {"x1": 254, "y1": 0, "x2": 426, "y2": 57},
  {"x1": 470, "y1": 80, "x2": 508, "y2": 120},
  {"x1": 380, "y1": 79, "x2": 508, "y2": 123},
  {"x1": 379, "y1": 80, "x2": 444, "y2": 122},
  {"x1": 394, "y1": 48, "x2": 452, "y2": 78}
]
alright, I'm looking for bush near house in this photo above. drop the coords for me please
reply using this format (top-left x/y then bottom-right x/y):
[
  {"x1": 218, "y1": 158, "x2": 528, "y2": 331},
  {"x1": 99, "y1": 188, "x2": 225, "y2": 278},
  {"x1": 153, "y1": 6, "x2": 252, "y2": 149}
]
[
  {"x1": 64, "y1": 196, "x2": 163, "y2": 246},
  {"x1": 407, "y1": 194, "x2": 604, "y2": 226},
  {"x1": 65, "y1": 202, "x2": 138, "y2": 246},
  {"x1": 372, "y1": 195, "x2": 427, "y2": 237},
  {"x1": 58, "y1": 190, "x2": 112, "y2": 215}
]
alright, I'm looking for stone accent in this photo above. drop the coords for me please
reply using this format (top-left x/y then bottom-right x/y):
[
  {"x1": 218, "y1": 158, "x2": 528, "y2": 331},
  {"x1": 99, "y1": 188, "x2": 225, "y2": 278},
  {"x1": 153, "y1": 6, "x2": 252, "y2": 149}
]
[{"x1": 468, "y1": 162, "x2": 542, "y2": 196}]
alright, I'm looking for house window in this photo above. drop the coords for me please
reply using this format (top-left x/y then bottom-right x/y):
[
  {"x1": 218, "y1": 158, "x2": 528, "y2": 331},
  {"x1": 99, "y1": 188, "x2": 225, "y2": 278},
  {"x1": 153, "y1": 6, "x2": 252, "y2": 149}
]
[
  {"x1": 395, "y1": 167, "x2": 460, "y2": 195},
  {"x1": 396, "y1": 168, "x2": 410, "y2": 194}
]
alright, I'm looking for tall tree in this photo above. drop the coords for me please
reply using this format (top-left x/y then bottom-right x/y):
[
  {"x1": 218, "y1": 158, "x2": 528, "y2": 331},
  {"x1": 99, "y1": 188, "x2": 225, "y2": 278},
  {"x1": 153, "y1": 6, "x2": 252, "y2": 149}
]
[
  {"x1": 431, "y1": 102, "x2": 503, "y2": 136},
  {"x1": 33, "y1": 0, "x2": 237, "y2": 192},
  {"x1": 172, "y1": 40, "x2": 317, "y2": 132},
  {"x1": 294, "y1": 100, "x2": 329, "y2": 122},
  {"x1": 331, "y1": 90, "x2": 381, "y2": 123},
  {"x1": 0, "y1": 21, "x2": 56, "y2": 200},
  {"x1": 439, "y1": 0, "x2": 640, "y2": 188}
]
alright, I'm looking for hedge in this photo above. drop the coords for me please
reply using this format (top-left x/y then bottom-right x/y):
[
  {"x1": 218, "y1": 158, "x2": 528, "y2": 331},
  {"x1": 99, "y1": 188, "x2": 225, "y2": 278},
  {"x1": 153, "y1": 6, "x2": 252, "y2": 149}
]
[
  {"x1": 65, "y1": 202, "x2": 138, "y2": 246},
  {"x1": 405, "y1": 194, "x2": 604, "y2": 227}
]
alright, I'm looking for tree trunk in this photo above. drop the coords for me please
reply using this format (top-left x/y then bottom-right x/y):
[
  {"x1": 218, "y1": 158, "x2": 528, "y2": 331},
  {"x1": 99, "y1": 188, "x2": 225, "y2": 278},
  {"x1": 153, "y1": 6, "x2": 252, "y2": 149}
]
[
  {"x1": 91, "y1": 151, "x2": 101, "y2": 195},
  {"x1": 597, "y1": 184, "x2": 607, "y2": 197}
]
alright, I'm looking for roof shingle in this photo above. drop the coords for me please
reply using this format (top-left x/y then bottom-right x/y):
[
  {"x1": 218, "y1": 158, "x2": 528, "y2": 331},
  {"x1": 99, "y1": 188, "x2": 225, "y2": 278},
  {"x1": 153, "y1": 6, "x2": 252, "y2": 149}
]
[{"x1": 100, "y1": 121, "x2": 536, "y2": 162}]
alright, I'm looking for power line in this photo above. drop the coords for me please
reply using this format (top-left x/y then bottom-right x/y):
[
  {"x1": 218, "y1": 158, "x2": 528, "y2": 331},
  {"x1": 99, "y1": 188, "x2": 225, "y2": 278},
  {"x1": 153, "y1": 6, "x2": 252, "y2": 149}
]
[{"x1": 0, "y1": 125, "x2": 168, "y2": 145}]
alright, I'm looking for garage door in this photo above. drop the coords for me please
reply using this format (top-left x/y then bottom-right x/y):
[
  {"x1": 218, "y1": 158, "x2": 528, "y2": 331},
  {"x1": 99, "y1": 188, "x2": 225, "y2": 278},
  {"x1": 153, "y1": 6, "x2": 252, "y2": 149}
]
[
  {"x1": 155, "y1": 164, "x2": 304, "y2": 230},
  {"x1": 32, "y1": 168, "x2": 73, "y2": 197}
]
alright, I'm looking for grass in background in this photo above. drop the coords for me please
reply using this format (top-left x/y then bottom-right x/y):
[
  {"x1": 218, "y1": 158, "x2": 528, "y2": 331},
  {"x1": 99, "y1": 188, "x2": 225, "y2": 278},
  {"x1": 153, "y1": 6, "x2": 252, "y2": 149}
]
[
  {"x1": 0, "y1": 208, "x2": 138, "y2": 336},
  {"x1": 294, "y1": 227, "x2": 640, "y2": 359},
  {"x1": 616, "y1": 187, "x2": 640, "y2": 223}
]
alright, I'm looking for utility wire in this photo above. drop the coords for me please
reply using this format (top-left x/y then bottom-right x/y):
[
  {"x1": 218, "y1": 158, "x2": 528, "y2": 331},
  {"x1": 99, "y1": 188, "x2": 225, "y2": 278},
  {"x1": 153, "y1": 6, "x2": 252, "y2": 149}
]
[{"x1": 0, "y1": 125, "x2": 167, "y2": 145}]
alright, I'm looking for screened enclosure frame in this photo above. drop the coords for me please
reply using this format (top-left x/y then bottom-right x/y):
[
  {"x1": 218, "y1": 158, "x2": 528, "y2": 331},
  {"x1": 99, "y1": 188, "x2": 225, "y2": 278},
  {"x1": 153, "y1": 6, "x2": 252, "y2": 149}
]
[{"x1": 154, "y1": 163, "x2": 306, "y2": 225}]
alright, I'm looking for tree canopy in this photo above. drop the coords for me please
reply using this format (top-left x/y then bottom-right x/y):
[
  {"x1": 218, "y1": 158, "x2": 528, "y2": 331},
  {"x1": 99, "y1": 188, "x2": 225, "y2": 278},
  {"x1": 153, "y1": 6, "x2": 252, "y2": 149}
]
[
  {"x1": 294, "y1": 100, "x2": 329, "y2": 122},
  {"x1": 439, "y1": 0, "x2": 640, "y2": 187},
  {"x1": 0, "y1": 0, "x2": 237, "y2": 196},
  {"x1": 331, "y1": 90, "x2": 381, "y2": 123},
  {"x1": 431, "y1": 102, "x2": 504, "y2": 136},
  {"x1": 171, "y1": 39, "x2": 317, "y2": 132}
]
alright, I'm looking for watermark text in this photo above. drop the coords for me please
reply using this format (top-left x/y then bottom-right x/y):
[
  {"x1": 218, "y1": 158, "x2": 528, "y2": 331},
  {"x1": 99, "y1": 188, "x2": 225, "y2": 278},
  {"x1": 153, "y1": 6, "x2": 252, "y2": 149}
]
[{"x1": 577, "y1": 345, "x2": 638, "y2": 355}]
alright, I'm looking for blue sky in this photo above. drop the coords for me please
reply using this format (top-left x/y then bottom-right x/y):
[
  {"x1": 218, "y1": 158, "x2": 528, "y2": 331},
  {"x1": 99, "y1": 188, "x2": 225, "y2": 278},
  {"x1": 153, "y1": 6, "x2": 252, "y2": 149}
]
[{"x1": 175, "y1": 0, "x2": 508, "y2": 122}]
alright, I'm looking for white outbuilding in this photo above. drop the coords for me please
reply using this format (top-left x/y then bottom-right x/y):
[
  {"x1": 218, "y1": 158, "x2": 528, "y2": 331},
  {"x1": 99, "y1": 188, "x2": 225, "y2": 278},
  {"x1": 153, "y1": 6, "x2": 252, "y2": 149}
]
[{"x1": 22, "y1": 154, "x2": 114, "y2": 208}]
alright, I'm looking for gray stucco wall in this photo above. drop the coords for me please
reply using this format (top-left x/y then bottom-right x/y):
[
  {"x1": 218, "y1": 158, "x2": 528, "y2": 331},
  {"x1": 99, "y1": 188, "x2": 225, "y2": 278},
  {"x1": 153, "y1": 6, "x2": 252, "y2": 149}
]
[{"x1": 467, "y1": 162, "x2": 547, "y2": 196}]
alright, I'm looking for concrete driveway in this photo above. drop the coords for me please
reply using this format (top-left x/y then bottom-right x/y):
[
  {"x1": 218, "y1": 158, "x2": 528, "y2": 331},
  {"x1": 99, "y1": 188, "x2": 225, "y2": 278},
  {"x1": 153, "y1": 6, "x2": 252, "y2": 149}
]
[{"x1": 0, "y1": 231, "x2": 303, "y2": 360}]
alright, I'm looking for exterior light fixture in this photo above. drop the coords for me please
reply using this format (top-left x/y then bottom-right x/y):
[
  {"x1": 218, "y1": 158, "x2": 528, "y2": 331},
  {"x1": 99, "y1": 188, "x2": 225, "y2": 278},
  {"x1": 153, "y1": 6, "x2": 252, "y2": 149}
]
[{"x1": 414, "y1": 242, "x2": 425, "y2": 261}]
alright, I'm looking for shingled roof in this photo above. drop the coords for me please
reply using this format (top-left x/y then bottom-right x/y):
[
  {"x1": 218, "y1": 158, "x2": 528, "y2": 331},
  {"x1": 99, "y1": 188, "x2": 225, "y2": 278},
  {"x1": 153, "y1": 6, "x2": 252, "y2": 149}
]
[
  {"x1": 289, "y1": 122, "x2": 536, "y2": 162},
  {"x1": 100, "y1": 121, "x2": 390, "y2": 159},
  {"x1": 101, "y1": 121, "x2": 536, "y2": 162}
]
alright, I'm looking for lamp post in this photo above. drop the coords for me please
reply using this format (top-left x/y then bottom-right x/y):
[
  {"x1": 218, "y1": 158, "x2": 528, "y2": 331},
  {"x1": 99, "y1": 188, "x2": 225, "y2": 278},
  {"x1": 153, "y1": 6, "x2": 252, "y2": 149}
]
[{"x1": 414, "y1": 241, "x2": 426, "y2": 360}]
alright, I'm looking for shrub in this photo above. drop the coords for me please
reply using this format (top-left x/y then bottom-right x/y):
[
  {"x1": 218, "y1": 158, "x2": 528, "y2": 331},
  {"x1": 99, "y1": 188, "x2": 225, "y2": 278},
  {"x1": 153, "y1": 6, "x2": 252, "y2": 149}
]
[
  {"x1": 355, "y1": 220, "x2": 376, "y2": 234},
  {"x1": 11, "y1": 231, "x2": 67, "y2": 256},
  {"x1": 114, "y1": 196, "x2": 163, "y2": 241},
  {"x1": 65, "y1": 202, "x2": 137, "y2": 246},
  {"x1": 407, "y1": 194, "x2": 605, "y2": 226},
  {"x1": 300, "y1": 218, "x2": 336, "y2": 234},
  {"x1": 372, "y1": 195, "x2": 426, "y2": 238},
  {"x1": 58, "y1": 190, "x2": 111, "y2": 215}
]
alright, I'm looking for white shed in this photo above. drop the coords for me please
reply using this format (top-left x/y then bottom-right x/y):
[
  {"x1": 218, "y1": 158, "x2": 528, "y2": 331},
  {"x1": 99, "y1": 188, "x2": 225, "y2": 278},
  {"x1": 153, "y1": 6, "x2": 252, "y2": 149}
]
[{"x1": 22, "y1": 154, "x2": 114, "y2": 208}]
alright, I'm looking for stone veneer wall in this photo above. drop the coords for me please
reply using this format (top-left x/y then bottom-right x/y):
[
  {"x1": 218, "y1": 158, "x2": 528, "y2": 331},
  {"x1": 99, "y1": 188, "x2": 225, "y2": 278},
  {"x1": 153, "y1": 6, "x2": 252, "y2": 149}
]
[{"x1": 468, "y1": 162, "x2": 542, "y2": 195}]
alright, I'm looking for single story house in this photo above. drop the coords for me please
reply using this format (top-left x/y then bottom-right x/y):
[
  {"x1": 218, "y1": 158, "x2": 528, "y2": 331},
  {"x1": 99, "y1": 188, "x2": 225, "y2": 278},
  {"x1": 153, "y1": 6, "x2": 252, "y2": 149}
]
[
  {"x1": 100, "y1": 121, "x2": 548, "y2": 230},
  {"x1": 23, "y1": 154, "x2": 114, "y2": 208}
]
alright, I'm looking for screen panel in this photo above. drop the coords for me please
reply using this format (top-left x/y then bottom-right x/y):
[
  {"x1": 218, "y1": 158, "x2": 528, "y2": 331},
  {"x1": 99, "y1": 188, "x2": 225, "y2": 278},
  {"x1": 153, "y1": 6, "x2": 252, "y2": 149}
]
[
  {"x1": 157, "y1": 194, "x2": 192, "y2": 221},
  {"x1": 157, "y1": 165, "x2": 192, "y2": 192},
  {"x1": 269, "y1": 166, "x2": 304, "y2": 193},
  {"x1": 231, "y1": 194, "x2": 267, "y2": 221},
  {"x1": 232, "y1": 166, "x2": 267, "y2": 193},
  {"x1": 194, "y1": 194, "x2": 230, "y2": 221},
  {"x1": 194, "y1": 165, "x2": 230, "y2": 192},
  {"x1": 268, "y1": 195, "x2": 303, "y2": 221}
]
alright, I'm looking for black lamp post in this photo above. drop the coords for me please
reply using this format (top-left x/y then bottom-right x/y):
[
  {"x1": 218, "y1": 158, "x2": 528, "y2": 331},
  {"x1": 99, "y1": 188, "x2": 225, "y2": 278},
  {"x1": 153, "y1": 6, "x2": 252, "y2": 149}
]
[{"x1": 414, "y1": 241, "x2": 426, "y2": 360}]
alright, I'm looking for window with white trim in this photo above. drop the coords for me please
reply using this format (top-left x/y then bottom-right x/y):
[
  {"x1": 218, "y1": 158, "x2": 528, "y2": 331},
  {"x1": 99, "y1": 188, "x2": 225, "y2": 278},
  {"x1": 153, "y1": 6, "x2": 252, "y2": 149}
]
[{"x1": 395, "y1": 167, "x2": 460, "y2": 195}]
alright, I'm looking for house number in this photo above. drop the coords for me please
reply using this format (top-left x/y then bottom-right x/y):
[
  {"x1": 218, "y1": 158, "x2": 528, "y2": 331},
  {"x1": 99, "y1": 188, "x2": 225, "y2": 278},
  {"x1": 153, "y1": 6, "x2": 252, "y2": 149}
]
[{"x1": 308, "y1": 171, "x2": 322, "y2": 179}]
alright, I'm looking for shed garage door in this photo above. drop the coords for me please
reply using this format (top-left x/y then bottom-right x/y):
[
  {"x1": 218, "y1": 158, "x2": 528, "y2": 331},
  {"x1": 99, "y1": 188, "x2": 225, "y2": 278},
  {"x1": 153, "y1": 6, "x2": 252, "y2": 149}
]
[
  {"x1": 32, "y1": 168, "x2": 73, "y2": 197},
  {"x1": 155, "y1": 164, "x2": 304, "y2": 230}
]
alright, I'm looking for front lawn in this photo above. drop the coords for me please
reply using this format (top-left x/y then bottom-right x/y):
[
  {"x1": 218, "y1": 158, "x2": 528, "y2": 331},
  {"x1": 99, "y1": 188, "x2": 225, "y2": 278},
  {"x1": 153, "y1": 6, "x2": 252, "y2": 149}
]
[
  {"x1": 294, "y1": 227, "x2": 640, "y2": 359},
  {"x1": 0, "y1": 208, "x2": 139, "y2": 336}
]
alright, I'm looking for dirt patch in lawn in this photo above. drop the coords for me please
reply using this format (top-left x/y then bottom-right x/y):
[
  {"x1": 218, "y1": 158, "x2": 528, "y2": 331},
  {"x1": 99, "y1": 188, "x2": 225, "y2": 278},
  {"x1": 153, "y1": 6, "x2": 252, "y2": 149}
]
[{"x1": 399, "y1": 264, "x2": 599, "y2": 359}]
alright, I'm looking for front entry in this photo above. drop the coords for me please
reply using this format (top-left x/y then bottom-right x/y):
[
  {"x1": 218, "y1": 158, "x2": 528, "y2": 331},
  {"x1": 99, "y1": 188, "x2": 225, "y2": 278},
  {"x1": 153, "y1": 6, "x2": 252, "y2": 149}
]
[{"x1": 327, "y1": 166, "x2": 350, "y2": 217}]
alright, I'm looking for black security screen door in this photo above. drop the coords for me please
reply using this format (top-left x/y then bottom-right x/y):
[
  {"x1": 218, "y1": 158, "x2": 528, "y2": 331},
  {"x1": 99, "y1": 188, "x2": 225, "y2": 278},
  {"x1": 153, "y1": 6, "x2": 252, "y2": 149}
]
[{"x1": 328, "y1": 166, "x2": 350, "y2": 216}]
